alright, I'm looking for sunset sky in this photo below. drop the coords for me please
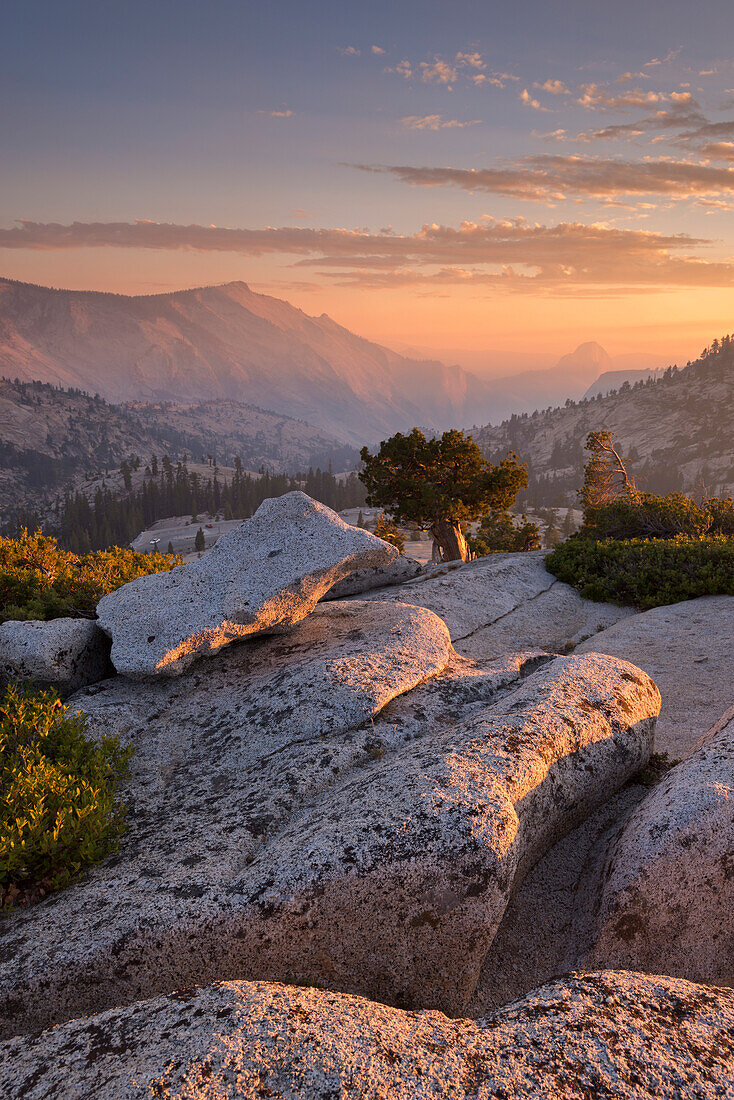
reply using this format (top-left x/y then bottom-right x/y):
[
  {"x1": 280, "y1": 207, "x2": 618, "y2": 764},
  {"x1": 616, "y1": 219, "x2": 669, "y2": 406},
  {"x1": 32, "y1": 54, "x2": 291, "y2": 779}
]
[{"x1": 2, "y1": 0, "x2": 734, "y2": 368}]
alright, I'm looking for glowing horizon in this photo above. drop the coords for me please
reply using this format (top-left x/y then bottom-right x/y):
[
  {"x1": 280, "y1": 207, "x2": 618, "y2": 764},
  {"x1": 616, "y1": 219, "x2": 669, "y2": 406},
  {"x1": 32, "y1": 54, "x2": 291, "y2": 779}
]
[{"x1": 2, "y1": 0, "x2": 733, "y2": 369}]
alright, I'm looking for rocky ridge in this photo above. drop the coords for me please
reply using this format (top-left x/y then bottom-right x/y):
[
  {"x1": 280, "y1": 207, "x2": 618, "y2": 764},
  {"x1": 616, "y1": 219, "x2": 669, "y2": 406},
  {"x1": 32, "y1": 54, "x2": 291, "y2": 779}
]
[
  {"x1": 2, "y1": 972, "x2": 732, "y2": 1100},
  {"x1": 0, "y1": 493, "x2": 731, "y2": 1094}
]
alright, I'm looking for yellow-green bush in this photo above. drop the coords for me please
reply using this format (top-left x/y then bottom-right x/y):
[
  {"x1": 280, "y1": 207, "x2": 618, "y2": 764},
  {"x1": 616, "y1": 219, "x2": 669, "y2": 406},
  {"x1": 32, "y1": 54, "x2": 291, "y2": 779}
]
[
  {"x1": 0, "y1": 528, "x2": 181, "y2": 622},
  {"x1": 0, "y1": 684, "x2": 131, "y2": 909}
]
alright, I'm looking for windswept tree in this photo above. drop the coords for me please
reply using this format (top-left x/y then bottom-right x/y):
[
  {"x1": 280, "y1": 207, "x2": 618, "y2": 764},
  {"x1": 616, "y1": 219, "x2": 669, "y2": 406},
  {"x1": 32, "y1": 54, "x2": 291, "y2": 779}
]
[
  {"x1": 580, "y1": 430, "x2": 639, "y2": 510},
  {"x1": 359, "y1": 428, "x2": 528, "y2": 562}
]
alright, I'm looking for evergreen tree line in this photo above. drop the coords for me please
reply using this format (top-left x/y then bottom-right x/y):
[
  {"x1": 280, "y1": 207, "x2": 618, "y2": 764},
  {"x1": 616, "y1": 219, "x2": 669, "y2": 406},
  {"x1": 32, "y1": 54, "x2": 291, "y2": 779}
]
[{"x1": 12, "y1": 457, "x2": 367, "y2": 553}]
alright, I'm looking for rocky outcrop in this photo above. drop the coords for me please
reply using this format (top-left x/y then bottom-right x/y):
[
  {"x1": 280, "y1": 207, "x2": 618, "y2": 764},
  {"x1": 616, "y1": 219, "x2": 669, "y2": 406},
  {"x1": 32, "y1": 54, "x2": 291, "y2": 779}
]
[
  {"x1": 2, "y1": 971, "x2": 732, "y2": 1099},
  {"x1": 360, "y1": 550, "x2": 632, "y2": 657},
  {"x1": 322, "y1": 554, "x2": 423, "y2": 598},
  {"x1": 583, "y1": 708, "x2": 734, "y2": 987},
  {"x1": 96, "y1": 492, "x2": 397, "y2": 677},
  {"x1": 577, "y1": 595, "x2": 734, "y2": 756},
  {"x1": 0, "y1": 617, "x2": 111, "y2": 696},
  {"x1": 0, "y1": 644, "x2": 659, "y2": 1037}
]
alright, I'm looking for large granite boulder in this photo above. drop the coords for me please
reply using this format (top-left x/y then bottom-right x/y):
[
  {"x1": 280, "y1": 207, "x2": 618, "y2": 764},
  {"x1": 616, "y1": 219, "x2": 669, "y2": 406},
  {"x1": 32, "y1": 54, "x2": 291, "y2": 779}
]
[
  {"x1": 583, "y1": 707, "x2": 734, "y2": 987},
  {"x1": 359, "y1": 550, "x2": 632, "y2": 659},
  {"x1": 0, "y1": 617, "x2": 111, "y2": 696},
  {"x1": 577, "y1": 595, "x2": 734, "y2": 756},
  {"x1": 96, "y1": 492, "x2": 397, "y2": 677},
  {"x1": 0, "y1": 637, "x2": 659, "y2": 1036},
  {"x1": 2, "y1": 971, "x2": 732, "y2": 1099},
  {"x1": 322, "y1": 554, "x2": 423, "y2": 599}
]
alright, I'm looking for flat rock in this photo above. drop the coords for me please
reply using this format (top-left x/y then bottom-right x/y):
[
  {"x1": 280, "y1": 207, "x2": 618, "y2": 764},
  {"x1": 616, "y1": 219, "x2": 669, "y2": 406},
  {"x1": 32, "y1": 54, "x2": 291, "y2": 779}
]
[
  {"x1": 0, "y1": 643, "x2": 659, "y2": 1036},
  {"x1": 322, "y1": 554, "x2": 423, "y2": 598},
  {"x1": 0, "y1": 617, "x2": 111, "y2": 696},
  {"x1": 2, "y1": 971, "x2": 732, "y2": 1099},
  {"x1": 576, "y1": 596, "x2": 734, "y2": 757},
  {"x1": 359, "y1": 550, "x2": 632, "y2": 658},
  {"x1": 583, "y1": 707, "x2": 734, "y2": 987},
  {"x1": 96, "y1": 491, "x2": 397, "y2": 677}
]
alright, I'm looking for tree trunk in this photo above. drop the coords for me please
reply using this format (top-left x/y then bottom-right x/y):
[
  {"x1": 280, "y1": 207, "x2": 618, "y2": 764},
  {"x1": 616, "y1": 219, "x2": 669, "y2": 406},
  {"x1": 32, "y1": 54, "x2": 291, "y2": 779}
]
[{"x1": 431, "y1": 519, "x2": 469, "y2": 562}]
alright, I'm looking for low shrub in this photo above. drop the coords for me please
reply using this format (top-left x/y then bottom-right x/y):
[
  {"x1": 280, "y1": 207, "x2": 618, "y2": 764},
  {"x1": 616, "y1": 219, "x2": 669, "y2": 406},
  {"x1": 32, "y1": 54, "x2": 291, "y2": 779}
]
[
  {"x1": 546, "y1": 535, "x2": 734, "y2": 609},
  {"x1": 0, "y1": 528, "x2": 181, "y2": 622},
  {"x1": 0, "y1": 684, "x2": 131, "y2": 909},
  {"x1": 580, "y1": 493, "x2": 734, "y2": 542},
  {"x1": 469, "y1": 510, "x2": 541, "y2": 556}
]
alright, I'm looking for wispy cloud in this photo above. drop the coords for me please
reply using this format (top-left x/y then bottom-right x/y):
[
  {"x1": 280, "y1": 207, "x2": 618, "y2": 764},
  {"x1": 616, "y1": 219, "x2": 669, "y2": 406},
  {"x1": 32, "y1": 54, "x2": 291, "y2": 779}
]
[
  {"x1": 338, "y1": 45, "x2": 360, "y2": 56},
  {"x1": 2, "y1": 217, "x2": 733, "y2": 294},
  {"x1": 384, "y1": 59, "x2": 412, "y2": 79},
  {"x1": 576, "y1": 84, "x2": 667, "y2": 110},
  {"x1": 535, "y1": 79, "x2": 571, "y2": 95},
  {"x1": 371, "y1": 45, "x2": 385, "y2": 55},
  {"x1": 355, "y1": 155, "x2": 734, "y2": 203},
  {"x1": 387, "y1": 50, "x2": 517, "y2": 89},
  {"x1": 258, "y1": 108, "x2": 293, "y2": 118},
  {"x1": 700, "y1": 141, "x2": 734, "y2": 160},
  {"x1": 420, "y1": 57, "x2": 459, "y2": 85},
  {"x1": 577, "y1": 97, "x2": 734, "y2": 155},
  {"x1": 643, "y1": 47, "x2": 682, "y2": 68},
  {"x1": 520, "y1": 89, "x2": 547, "y2": 111},
  {"x1": 400, "y1": 115, "x2": 481, "y2": 130}
]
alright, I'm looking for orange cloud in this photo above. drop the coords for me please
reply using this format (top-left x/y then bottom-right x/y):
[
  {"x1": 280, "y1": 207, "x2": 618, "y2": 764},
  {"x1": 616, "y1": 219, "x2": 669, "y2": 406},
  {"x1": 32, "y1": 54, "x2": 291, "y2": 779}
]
[
  {"x1": 520, "y1": 89, "x2": 547, "y2": 111},
  {"x1": 356, "y1": 155, "x2": 734, "y2": 203},
  {"x1": 3, "y1": 217, "x2": 734, "y2": 295},
  {"x1": 400, "y1": 115, "x2": 481, "y2": 130},
  {"x1": 535, "y1": 79, "x2": 571, "y2": 95}
]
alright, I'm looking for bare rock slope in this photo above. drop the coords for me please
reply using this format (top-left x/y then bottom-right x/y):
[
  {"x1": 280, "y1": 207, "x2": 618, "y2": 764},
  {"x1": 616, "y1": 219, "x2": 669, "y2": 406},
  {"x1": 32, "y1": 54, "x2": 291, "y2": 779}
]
[
  {"x1": 577, "y1": 595, "x2": 734, "y2": 757},
  {"x1": 0, "y1": 635, "x2": 659, "y2": 1036},
  {"x1": 360, "y1": 550, "x2": 632, "y2": 657},
  {"x1": 2, "y1": 971, "x2": 732, "y2": 1100}
]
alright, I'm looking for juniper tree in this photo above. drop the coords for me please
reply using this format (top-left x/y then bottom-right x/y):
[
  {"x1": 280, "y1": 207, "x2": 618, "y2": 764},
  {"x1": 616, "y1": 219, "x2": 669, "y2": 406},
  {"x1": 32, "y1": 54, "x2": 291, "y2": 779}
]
[{"x1": 359, "y1": 429, "x2": 527, "y2": 562}]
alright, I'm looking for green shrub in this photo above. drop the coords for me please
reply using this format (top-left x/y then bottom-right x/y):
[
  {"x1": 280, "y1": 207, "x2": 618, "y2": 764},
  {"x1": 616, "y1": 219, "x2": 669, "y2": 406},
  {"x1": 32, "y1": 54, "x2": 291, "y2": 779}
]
[
  {"x1": 0, "y1": 529, "x2": 181, "y2": 622},
  {"x1": 469, "y1": 510, "x2": 541, "y2": 556},
  {"x1": 546, "y1": 535, "x2": 734, "y2": 609},
  {"x1": 0, "y1": 684, "x2": 131, "y2": 909},
  {"x1": 580, "y1": 493, "x2": 734, "y2": 542}
]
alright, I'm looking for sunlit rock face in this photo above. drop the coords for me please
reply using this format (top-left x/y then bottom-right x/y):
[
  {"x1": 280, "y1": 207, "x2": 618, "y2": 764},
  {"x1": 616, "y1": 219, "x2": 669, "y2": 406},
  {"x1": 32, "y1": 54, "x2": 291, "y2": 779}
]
[
  {"x1": 2, "y1": 971, "x2": 732, "y2": 1100},
  {"x1": 96, "y1": 492, "x2": 397, "y2": 677}
]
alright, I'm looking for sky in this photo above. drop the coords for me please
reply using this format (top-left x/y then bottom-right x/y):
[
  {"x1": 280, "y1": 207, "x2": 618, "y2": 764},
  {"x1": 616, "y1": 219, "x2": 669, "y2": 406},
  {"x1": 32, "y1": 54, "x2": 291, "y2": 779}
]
[{"x1": 1, "y1": 0, "x2": 734, "y2": 368}]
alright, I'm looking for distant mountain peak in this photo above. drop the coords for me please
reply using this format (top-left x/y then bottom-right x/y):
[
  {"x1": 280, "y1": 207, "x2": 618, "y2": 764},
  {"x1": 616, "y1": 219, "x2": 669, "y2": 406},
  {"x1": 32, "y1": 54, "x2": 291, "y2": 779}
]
[{"x1": 0, "y1": 277, "x2": 491, "y2": 446}]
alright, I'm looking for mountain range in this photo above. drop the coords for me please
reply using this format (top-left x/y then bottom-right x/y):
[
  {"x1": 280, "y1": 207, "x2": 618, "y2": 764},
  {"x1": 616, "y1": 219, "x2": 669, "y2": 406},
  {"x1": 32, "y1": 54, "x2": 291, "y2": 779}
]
[
  {"x1": 0, "y1": 278, "x2": 650, "y2": 443},
  {"x1": 0, "y1": 279, "x2": 489, "y2": 445}
]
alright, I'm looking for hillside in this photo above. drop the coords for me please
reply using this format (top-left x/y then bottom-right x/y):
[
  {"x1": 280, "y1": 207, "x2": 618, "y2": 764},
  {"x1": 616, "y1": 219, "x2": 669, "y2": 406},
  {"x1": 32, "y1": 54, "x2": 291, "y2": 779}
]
[
  {"x1": 474, "y1": 338, "x2": 734, "y2": 507},
  {"x1": 0, "y1": 278, "x2": 497, "y2": 444},
  {"x1": 583, "y1": 368, "x2": 663, "y2": 400},
  {"x1": 0, "y1": 378, "x2": 355, "y2": 521}
]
